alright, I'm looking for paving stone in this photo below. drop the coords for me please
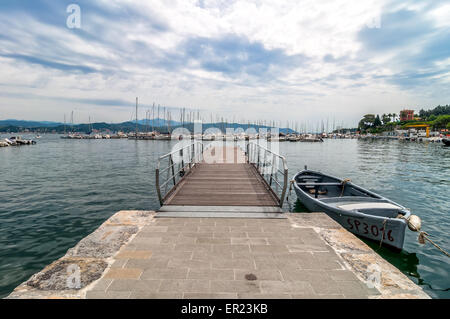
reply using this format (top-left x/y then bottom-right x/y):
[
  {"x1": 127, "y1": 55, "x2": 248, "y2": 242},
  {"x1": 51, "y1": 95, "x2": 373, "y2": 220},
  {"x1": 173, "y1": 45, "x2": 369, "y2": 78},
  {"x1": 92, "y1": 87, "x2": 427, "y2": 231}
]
[
  {"x1": 231, "y1": 238, "x2": 268, "y2": 245},
  {"x1": 212, "y1": 244, "x2": 250, "y2": 253},
  {"x1": 181, "y1": 232, "x2": 214, "y2": 238},
  {"x1": 129, "y1": 237, "x2": 162, "y2": 245},
  {"x1": 104, "y1": 268, "x2": 142, "y2": 280},
  {"x1": 110, "y1": 259, "x2": 128, "y2": 269},
  {"x1": 107, "y1": 279, "x2": 161, "y2": 292},
  {"x1": 259, "y1": 280, "x2": 314, "y2": 294},
  {"x1": 262, "y1": 226, "x2": 294, "y2": 233},
  {"x1": 196, "y1": 237, "x2": 231, "y2": 244},
  {"x1": 267, "y1": 238, "x2": 304, "y2": 245},
  {"x1": 329, "y1": 270, "x2": 360, "y2": 282},
  {"x1": 211, "y1": 258, "x2": 255, "y2": 270},
  {"x1": 115, "y1": 250, "x2": 152, "y2": 260},
  {"x1": 210, "y1": 280, "x2": 261, "y2": 293},
  {"x1": 198, "y1": 226, "x2": 231, "y2": 232},
  {"x1": 229, "y1": 226, "x2": 263, "y2": 232},
  {"x1": 130, "y1": 292, "x2": 183, "y2": 299},
  {"x1": 247, "y1": 232, "x2": 280, "y2": 238},
  {"x1": 168, "y1": 258, "x2": 211, "y2": 269},
  {"x1": 310, "y1": 280, "x2": 342, "y2": 295},
  {"x1": 141, "y1": 268, "x2": 188, "y2": 280},
  {"x1": 250, "y1": 245, "x2": 289, "y2": 254},
  {"x1": 142, "y1": 226, "x2": 168, "y2": 232},
  {"x1": 234, "y1": 269, "x2": 283, "y2": 281},
  {"x1": 125, "y1": 257, "x2": 170, "y2": 269},
  {"x1": 192, "y1": 251, "x2": 233, "y2": 260},
  {"x1": 161, "y1": 236, "x2": 196, "y2": 244},
  {"x1": 287, "y1": 243, "x2": 330, "y2": 253},
  {"x1": 128, "y1": 240, "x2": 174, "y2": 251},
  {"x1": 86, "y1": 291, "x2": 131, "y2": 299},
  {"x1": 89, "y1": 278, "x2": 112, "y2": 292},
  {"x1": 159, "y1": 279, "x2": 210, "y2": 293},
  {"x1": 188, "y1": 268, "x2": 234, "y2": 280},
  {"x1": 337, "y1": 281, "x2": 372, "y2": 297},
  {"x1": 151, "y1": 251, "x2": 193, "y2": 259},
  {"x1": 168, "y1": 225, "x2": 198, "y2": 232},
  {"x1": 280, "y1": 269, "x2": 330, "y2": 282},
  {"x1": 174, "y1": 244, "x2": 213, "y2": 252},
  {"x1": 214, "y1": 232, "x2": 247, "y2": 238},
  {"x1": 136, "y1": 231, "x2": 176, "y2": 238},
  {"x1": 254, "y1": 259, "x2": 299, "y2": 271},
  {"x1": 153, "y1": 219, "x2": 180, "y2": 225}
]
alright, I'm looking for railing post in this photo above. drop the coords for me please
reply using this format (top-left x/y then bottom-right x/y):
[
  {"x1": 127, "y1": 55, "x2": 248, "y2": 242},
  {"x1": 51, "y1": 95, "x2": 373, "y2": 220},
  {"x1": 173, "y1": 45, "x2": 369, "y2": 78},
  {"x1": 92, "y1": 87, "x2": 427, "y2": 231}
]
[
  {"x1": 180, "y1": 148, "x2": 184, "y2": 173},
  {"x1": 257, "y1": 144, "x2": 260, "y2": 170},
  {"x1": 280, "y1": 162, "x2": 288, "y2": 208},
  {"x1": 170, "y1": 155, "x2": 176, "y2": 186},
  {"x1": 156, "y1": 164, "x2": 163, "y2": 206},
  {"x1": 201, "y1": 143, "x2": 204, "y2": 161},
  {"x1": 246, "y1": 142, "x2": 249, "y2": 163},
  {"x1": 188, "y1": 145, "x2": 192, "y2": 170},
  {"x1": 269, "y1": 153, "x2": 276, "y2": 186}
]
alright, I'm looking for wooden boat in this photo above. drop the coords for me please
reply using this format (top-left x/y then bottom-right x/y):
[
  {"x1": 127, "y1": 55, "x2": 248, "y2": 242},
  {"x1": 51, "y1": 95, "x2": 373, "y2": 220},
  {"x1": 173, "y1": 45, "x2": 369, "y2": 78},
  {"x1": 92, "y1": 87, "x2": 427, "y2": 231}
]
[
  {"x1": 293, "y1": 170, "x2": 415, "y2": 250},
  {"x1": 442, "y1": 138, "x2": 450, "y2": 146}
]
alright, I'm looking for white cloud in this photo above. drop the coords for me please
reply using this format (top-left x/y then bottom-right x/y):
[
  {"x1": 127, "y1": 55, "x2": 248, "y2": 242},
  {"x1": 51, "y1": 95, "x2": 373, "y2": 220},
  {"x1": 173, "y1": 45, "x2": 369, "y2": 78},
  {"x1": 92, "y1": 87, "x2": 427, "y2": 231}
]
[{"x1": 0, "y1": 0, "x2": 448, "y2": 127}]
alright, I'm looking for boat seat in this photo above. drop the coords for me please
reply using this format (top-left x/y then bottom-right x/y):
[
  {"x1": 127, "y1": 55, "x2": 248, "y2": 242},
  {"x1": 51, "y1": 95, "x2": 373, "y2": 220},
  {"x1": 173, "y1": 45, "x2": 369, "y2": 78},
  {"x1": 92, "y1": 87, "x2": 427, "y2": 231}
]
[
  {"x1": 337, "y1": 202, "x2": 400, "y2": 211},
  {"x1": 297, "y1": 183, "x2": 342, "y2": 186},
  {"x1": 299, "y1": 176, "x2": 323, "y2": 181}
]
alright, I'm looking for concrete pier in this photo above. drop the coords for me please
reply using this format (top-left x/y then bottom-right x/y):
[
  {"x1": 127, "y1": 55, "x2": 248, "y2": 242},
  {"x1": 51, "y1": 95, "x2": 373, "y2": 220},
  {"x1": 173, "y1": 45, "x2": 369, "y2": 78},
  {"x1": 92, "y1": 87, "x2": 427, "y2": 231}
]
[{"x1": 6, "y1": 210, "x2": 429, "y2": 299}]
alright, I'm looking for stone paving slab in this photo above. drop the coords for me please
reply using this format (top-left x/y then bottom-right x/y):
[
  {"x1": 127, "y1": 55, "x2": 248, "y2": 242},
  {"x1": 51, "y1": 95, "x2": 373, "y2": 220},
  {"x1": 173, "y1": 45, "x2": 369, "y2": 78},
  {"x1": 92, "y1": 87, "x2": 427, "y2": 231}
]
[
  {"x1": 6, "y1": 211, "x2": 430, "y2": 299},
  {"x1": 84, "y1": 216, "x2": 379, "y2": 299}
]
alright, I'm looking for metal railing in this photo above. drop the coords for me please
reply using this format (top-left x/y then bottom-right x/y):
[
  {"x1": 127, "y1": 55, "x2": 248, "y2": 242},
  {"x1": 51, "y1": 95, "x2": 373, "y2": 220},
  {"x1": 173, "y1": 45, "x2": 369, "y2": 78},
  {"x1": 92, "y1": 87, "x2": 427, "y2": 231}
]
[
  {"x1": 156, "y1": 141, "x2": 204, "y2": 205},
  {"x1": 247, "y1": 141, "x2": 288, "y2": 207}
]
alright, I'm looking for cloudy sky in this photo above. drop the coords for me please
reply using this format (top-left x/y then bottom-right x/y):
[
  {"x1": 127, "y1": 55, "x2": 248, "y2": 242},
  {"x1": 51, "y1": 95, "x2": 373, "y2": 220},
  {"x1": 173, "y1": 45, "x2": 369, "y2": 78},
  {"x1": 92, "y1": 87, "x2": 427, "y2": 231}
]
[{"x1": 0, "y1": 0, "x2": 449, "y2": 127}]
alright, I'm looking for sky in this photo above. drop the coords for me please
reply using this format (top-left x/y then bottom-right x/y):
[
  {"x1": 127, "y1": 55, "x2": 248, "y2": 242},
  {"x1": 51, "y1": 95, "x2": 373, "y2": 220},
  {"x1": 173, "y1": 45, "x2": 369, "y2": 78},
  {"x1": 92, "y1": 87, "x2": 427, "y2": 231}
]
[{"x1": 0, "y1": 0, "x2": 449, "y2": 127}]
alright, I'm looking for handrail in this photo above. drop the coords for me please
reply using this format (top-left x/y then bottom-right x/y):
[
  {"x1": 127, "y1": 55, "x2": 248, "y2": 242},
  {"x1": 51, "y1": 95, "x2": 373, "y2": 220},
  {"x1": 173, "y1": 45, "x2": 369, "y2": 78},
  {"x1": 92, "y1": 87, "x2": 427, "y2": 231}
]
[
  {"x1": 156, "y1": 141, "x2": 204, "y2": 205},
  {"x1": 246, "y1": 141, "x2": 288, "y2": 207}
]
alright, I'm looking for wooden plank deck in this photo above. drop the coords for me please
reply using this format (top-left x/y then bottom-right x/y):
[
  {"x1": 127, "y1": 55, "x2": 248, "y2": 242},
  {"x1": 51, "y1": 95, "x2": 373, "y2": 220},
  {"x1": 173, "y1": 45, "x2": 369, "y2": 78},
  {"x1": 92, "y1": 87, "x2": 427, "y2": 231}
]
[{"x1": 162, "y1": 146, "x2": 280, "y2": 208}]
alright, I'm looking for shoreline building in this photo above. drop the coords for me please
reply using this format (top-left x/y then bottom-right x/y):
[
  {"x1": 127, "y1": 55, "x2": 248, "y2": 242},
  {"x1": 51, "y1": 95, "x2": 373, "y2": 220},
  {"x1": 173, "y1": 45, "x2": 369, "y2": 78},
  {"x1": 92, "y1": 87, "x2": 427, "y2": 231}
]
[{"x1": 400, "y1": 109, "x2": 415, "y2": 121}]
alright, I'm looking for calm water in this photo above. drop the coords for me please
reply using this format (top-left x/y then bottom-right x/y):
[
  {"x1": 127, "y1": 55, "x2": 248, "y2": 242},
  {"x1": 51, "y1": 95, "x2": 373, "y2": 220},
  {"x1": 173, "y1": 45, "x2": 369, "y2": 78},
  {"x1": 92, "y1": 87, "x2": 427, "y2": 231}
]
[{"x1": 0, "y1": 135, "x2": 448, "y2": 298}]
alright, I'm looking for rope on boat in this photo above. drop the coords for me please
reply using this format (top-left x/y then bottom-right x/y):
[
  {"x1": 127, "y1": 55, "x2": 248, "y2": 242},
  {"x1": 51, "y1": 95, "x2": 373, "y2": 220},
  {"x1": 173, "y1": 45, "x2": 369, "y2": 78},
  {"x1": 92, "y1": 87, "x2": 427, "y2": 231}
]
[
  {"x1": 340, "y1": 178, "x2": 351, "y2": 197},
  {"x1": 398, "y1": 215, "x2": 450, "y2": 258},
  {"x1": 418, "y1": 232, "x2": 450, "y2": 258}
]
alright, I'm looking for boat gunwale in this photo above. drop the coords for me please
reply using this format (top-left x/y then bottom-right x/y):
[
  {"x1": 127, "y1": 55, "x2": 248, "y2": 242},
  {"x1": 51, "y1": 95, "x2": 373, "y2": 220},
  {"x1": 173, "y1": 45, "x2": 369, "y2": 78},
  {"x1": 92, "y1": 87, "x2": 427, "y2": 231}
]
[{"x1": 292, "y1": 170, "x2": 411, "y2": 221}]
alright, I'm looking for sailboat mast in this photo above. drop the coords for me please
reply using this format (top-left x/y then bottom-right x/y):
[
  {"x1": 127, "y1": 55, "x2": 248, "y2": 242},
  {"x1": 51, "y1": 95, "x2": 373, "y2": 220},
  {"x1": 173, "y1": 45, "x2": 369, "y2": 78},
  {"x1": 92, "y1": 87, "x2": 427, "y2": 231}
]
[{"x1": 135, "y1": 97, "x2": 138, "y2": 138}]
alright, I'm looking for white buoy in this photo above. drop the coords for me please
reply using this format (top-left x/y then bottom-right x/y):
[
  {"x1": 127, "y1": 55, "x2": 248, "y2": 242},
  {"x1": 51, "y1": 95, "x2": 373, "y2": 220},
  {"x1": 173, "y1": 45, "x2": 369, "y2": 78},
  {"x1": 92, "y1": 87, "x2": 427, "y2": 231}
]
[{"x1": 408, "y1": 215, "x2": 422, "y2": 232}]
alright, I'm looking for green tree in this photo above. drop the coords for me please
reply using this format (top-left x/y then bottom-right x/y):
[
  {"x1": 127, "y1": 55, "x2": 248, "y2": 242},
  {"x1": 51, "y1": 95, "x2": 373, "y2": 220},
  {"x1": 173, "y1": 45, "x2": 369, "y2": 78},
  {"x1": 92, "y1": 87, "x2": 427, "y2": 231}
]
[
  {"x1": 374, "y1": 115, "x2": 382, "y2": 127},
  {"x1": 432, "y1": 115, "x2": 450, "y2": 129},
  {"x1": 358, "y1": 114, "x2": 376, "y2": 131},
  {"x1": 382, "y1": 114, "x2": 390, "y2": 125}
]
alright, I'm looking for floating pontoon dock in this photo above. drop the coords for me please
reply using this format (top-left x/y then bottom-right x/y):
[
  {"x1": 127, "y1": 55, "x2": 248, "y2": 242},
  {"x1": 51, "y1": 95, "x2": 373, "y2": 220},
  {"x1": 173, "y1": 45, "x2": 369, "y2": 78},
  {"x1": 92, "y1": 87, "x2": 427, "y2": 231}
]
[{"x1": 156, "y1": 142, "x2": 288, "y2": 218}]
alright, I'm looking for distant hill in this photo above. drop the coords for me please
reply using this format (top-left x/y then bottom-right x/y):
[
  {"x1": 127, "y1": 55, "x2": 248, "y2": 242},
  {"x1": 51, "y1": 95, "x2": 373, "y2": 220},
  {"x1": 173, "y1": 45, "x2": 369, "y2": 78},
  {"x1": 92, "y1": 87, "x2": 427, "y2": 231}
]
[
  {"x1": 0, "y1": 118, "x2": 297, "y2": 134},
  {"x1": 0, "y1": 119, "x2": 63, "y2": 128}
]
